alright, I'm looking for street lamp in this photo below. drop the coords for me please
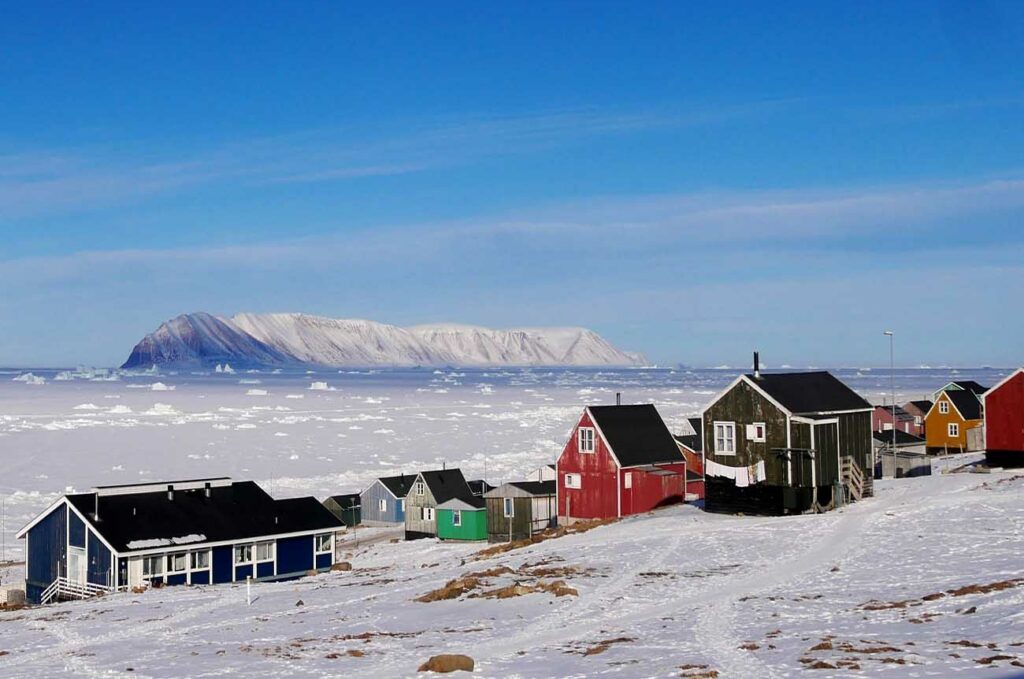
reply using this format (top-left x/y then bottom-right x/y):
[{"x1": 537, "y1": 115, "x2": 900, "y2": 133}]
[{"x1": 884, "y1": 330, "x2": 896, "y2": 478}]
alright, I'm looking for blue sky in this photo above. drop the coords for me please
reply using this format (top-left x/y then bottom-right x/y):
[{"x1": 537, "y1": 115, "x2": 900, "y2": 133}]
[{"x1": 1, "y1": 1, "x2": 1023, "y2": 367}]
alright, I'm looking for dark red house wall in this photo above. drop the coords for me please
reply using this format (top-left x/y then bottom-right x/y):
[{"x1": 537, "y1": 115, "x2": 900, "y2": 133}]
[
  {"x1": 986, "y1": 372, "x2": 1024, "y2": 452},
  {"x1": 620, "y1": 464, "x2": 686, "y2": 515},
  {"x1": 557, "y1": 412, "x2": 618, "y2": 520}
]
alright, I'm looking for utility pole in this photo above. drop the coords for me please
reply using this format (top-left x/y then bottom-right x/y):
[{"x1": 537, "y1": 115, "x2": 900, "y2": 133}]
[{"x1": 884, "y1": 330, "x2": 896, "y2": 478}]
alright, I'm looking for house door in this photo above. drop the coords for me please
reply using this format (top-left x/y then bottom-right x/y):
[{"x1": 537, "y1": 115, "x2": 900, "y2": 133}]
[{"x1": 67, "y1": 547, "x2": 87, "y2": 584}]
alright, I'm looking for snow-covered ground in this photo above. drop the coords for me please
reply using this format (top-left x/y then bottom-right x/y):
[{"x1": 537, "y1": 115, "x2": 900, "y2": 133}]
[{"x1": 0, "y1": 365, "x2": 1020, "y2": 677}]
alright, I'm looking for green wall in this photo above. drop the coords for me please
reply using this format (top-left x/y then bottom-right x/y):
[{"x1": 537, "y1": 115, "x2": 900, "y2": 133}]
[{"x1": 436, "y1": 508, "x2": 487, "y2": 541}]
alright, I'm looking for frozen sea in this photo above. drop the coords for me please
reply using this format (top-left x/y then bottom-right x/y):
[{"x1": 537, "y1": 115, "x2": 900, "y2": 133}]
[{"x1": 0, "y1": 364, "x2": 1012, "y2": 563}]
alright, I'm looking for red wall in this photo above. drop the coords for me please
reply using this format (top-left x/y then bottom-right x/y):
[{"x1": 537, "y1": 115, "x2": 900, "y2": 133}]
[
  {"x1": 557, "y1": 412, "x2": 619, "y2": 520},
  {"x1": 620, "y1": 464, "x2": 686, "y2": 515},
  {"x1": 872, "y1": 406, "x2": 923, "y2": 436},
  {"x1": 986, "y1": 372, "x2": 1024, "y2": 452}
]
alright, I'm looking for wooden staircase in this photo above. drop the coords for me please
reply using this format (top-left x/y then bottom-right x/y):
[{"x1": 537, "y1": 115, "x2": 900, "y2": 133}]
[{"x1": 841, "y1": 456, "x2": 866, "y2": 503}]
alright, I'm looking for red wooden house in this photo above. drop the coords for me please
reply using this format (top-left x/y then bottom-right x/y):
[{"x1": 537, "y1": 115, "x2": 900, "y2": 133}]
[
  {"x1": 872, "y1": 404, "x2": 921, "y2": 436},
  {"x1": 983, "y1": 368, "x2": 1024, "y2": 468},
  {"x1": 556, "y1": 404, "x2": 703, "y2": 523}
]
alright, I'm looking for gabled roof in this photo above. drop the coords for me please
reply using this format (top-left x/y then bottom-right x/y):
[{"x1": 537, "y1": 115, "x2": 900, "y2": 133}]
[
  {"x1": 942, "y1": 389, "x2": 983, "y2": 420},
  {"x1": 326, "y1": 493, "x2": 360, "y2": 507},
  {"x1": 872, "y1": 429, "x2": 925, "y2": 446},
  {"x1": 437, "y1": 496, "x2": 485, "y2": 511},
  {"x1": 418, "y1": 469, "x2": 475, "y2": 505},
  {"x1": 62, "y1": 480, "x2": 341, "y2": 553},
  {"x1": 949, "y1": 380, "x2": 988, "y2": 396},
  {"x1": 483, "y1": 480, "x2": 556, "y2": 498},
  {"x1": 587, "y1": 404, "x2": 685, "y2": 467},
  {"x1": 982, "y1": 368, "x2": 1024, "y2": 402},
  {"x1": 744, "y1": 371, "x2": 871, "y2": 414},
  {"x1": 674, "y1": 417, "x2": 704, "y2": 453},
  {"x1": 375, "y1": 474, "x2": 416, "y2": 499}
]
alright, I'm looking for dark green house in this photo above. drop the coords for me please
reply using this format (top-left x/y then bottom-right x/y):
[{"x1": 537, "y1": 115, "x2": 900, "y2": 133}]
[
  {"x1": 435, "y1": 496, "x2": 487, "y2": 541},
  {"x1": 701, "y1": 356, "x2": 873, "y2": 515},
  {"x1": 483, "y1": 480, "x2": 556, "y2": 542},
  {"x1": 323, "y1": 493, "x2": 361, "y2": 527}
]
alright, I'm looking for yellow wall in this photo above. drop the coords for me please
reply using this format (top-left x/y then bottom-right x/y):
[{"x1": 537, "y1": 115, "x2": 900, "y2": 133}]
[{"x1": 925, "y1": 392, "x2": 982, "y2": 451}]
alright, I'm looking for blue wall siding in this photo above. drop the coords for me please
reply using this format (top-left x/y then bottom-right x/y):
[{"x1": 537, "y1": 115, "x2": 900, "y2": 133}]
[
  {"x1": 277, "y1": 536, "x2": 313, "y2": 575},
  {"x1": 86, "y1": 528, "x2": 112, "y2": 587},
  {"x1": 256, "y1": 561, "x2": 274, "y2": 579},
  {"x1": 212, "y1": 546, "x2": 233, "y2": 584},
  {"x1": 166, "y1": 573, "x2": 187, "y2": 586},
  {"x1": 26, "y1": 503, "x2": 67, "y2": 603},
  {"x1": 234, "y1": 565, "x2": 253, "y2": 582},
  {"x1": 191, "y1": 570, "x2": 210, "y2": 585},
  {"x1": 315, "y1": 553, "x2": 332, "y2": 570},
  {"x1": 68, "y1": 511, "x2": 86, "y2": 548},
  {"x1": 361, "y1": 482, "x2": 404, "y2": 523}
]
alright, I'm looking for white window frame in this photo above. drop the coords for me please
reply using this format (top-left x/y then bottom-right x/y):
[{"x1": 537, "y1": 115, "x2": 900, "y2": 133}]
[
  {"x1": 624, "y1": 472, "x2": 633, "y2": 489},
  {"x1": 414, "y1": 480, "x2": 425, "y2": 496},
  {"x1": 714, "y1": 421, "x2": 737, "y2": 455},
  {"x1": 422, "y1": 506, "x2": 435, "y2": 521},
  {"x1": 190, "y1": 550, "x2": 210, "y2": 571},
  {"x1": 378, "y1": 498, "x2": 387, "y2": 513},
  {"x1": 939, "y1": 401, "x2": 949, "y2": 414},
  {"x1": 564, "y1": 473, "x2": 581, "y2": 489},
  {"x1": 255, "y1": 541, "x2": 275, "y2": 563},
  {"x1": 503, "y1": 497, "x2": 514, "y2": 518},
  {"x1": 746, "y1": 422, "x2": 766, "y2": 443},
  {"x1": 166, "y1": 552, "x2": 187, "y2": 574},
  {"x1": 452, "y1": 509, "x2": 462, "y2": 526},
  {"x1": 142, "y1": 555, "x2": 164, "y2": 577},
  {"x1": 234, "y1": 544, "x2": 253, "y2": 565},
  {"x1": 578, "y1": 427, "x2": 595, "y2": 453},
  {"x1": 948, "y1": 422, "x2": 960, "y2": 437},
  {"x1": 314, "y1": 533, "x2": 333, "y2": 554},
  {"x1": 914, "y1": 415, "x2": 922, "y2": 426}
]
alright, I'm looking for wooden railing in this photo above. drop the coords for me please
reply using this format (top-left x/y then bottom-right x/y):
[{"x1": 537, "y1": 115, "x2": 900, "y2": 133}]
[{"x1": 841, "y1": 456, "x2": 865, "y2": 503}]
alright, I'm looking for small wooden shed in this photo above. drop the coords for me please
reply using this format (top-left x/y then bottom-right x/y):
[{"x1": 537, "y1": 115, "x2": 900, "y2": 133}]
[
  {"x1": 436, "y1": 496, "x2": 487, "y2": 541},
  {"x1": 483, "y1": 480, "x2": 556, "y2": 542},
  {"x1": 323, "y1": 493, "x2": 361, "y2": 527}
]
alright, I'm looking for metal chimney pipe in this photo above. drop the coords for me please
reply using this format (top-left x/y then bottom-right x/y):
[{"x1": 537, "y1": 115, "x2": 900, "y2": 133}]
[
  {"x1": 94, "y1": 493, "x2": 100, "y2": 521},
  {"x1": 616, "y1": 392, "x2": 621, "y2": 406},
  {"x1": 754, "y1": 351, "x2": 760, "y2": 378},
  {"x1": 167, "y1": 484, "x2": 174, "y2": 501},
  {"x1": 204, "y1": 482, "x2": 211, "y2": 498}
]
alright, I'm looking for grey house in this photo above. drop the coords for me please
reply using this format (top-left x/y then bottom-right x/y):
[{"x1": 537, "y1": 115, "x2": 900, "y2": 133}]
[
  {"x1": 360, "y1": 474, "x2": 416, "y2": 526},
  {"x1": 404, "y1": 469, "x2": 475, "y2": 540}
]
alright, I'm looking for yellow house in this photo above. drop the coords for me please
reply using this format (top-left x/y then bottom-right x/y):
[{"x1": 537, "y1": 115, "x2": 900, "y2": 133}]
[{"x1": 924, "y1": 390, "x2": 984, "y2": 453}]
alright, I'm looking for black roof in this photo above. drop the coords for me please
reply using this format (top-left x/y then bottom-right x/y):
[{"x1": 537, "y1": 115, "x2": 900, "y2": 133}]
[
  {"x1": 587, "y1": 404, "x2": 685, "y2": 467},
  {"x1": 507, "y1": 480, "x2": 556, "y2": 496},
  {"x1": 746, "y1": 371, "x2": 871, "y2": 414},
  {"x1": 377, "y1": 474, "x2": 417, "y2": 498},
  {"x1": 873, "y1": 429, "x2": 925, "y2": 445},
  {"x1": 419, "y1": 468, "x2": 476, "y2": 505},
  {"x1": 326, "y1": 493, "x2": 360, "y2": 507},
  {"x1": 467, "y1": 479, "x2": 496, "y2": 496},
  {"x1": 673, "y1": 434, "x2": 701, "y2": 452},
  {"x1": 67, "y1": 481, "x2": 342, "y2": 553},
  {"x1": 905, "y1": 400, "x2": 933, "y2": 414},
  {"x1": 944, "y1": 390, "x2": 983, "y2": 420},
  {"x1": 950, "y1": 380, "x2": 988, "y2": 395}
]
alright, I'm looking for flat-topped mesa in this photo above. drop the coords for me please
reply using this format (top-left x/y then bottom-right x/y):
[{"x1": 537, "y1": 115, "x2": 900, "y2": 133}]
[{"x1": 122, "y1": 312, "x2": 645, "y2": 368}]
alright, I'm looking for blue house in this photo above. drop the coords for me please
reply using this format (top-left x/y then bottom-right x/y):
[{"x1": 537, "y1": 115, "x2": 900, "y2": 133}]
[
  {"x1": 360, "y1": 474, "x2": 415, "y2": 526},
  {"x1": 17, "y1": 477, "x2": 343, "y2": 605}
]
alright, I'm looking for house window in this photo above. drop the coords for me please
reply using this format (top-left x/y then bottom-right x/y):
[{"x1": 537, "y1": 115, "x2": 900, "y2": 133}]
[
  {"x1": 378, "y1": 498, "x2": 387, "y2": 512},
  {"x1": 948, "y1": 422, "x2": 960, "y2": 437},
  {"x1": 939, "y1": 401, "x2": 949, "y2": 414},
  {"x1": 315, "y1": 533, "x2": 333, "y2": 554},
  {"x1": 399, "y1": 499, "x2": 405, "y2": 511},
  {"x1": 422, "y1": 507, "x2": 435, "y2": 521},
  {"x1": 190, "y1": 550, "x2": 210, "y2": 570},
  {"x1": 714, "y1": 422, "x2": 736, "y2": 455},
  {"x1": 746, "y1": 422, "x2": 766, "y2": 443},
  {"x1": 234, "y1": 544, "x2": 253, "y2": 565},
  {"x1": 624, "y1": 472, "x2": 633, "y2": 489},
  {"x1": 564, "y1": 473, "x2": 581, "y2": 489},
  {"x1": 452, "y1": 510, "x2": 462, "y2": 526},
  {"x1": 503, "y1": 498, "x2": 514, "y2": 518},
  {"x1": 914, "y1": 416, "x2": 922, "y2": 426},
  {"x1": 142, "y1": 555, "x2": 163, "y2": 577},
  {"x1": 415, "y1": 481, "x2": 425, "y2": 496},
  {"x1": 882, "y1": 423, "x2": 893, "y2": 431},
  {"x1": 578, "y1": 427, "x2": 595, "y2": 453},
  {"x1": 166, "y1": 552, "x2": 186, "y2": 574},
  {"x1": 255, "y1": 541, "x2": 274, "y2": 562}
]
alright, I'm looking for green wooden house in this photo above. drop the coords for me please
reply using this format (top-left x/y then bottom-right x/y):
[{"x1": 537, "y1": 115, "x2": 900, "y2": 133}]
[
  {"x1": 323, "y1": 493, "x2": 361, "y2": 527},
  {"x1": 436, "y1": 496, "x2": 487, "y2": 541}
]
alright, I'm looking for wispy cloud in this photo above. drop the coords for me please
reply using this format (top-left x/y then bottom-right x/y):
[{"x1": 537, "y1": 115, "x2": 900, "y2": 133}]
[{"x1": 0, "y1": 101, "x2": 792, "y2": 218}]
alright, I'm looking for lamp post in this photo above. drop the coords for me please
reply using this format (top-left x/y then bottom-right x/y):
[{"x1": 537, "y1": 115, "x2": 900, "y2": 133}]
[{"x1": 884, "y1": 330, "x2": 896, "y2": 478}]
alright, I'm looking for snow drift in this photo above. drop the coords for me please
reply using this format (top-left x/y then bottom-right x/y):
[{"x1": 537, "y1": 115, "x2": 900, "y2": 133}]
[{"x1": 122, "y1": 313, "x2": 644, "y2": 368}]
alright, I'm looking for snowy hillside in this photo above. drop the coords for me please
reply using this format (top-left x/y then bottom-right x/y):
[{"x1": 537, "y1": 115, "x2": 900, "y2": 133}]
[
  {"x1": 3, "y1": 473, "x2": 1024, "y2": 677},
  {"x1": 122, "y1": 313, "x2": 644, "y2": 368}
]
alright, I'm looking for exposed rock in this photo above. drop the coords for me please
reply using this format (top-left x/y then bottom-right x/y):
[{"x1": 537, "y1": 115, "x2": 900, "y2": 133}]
[{"x1": 417, "y1": 654, "x2": 475, "y2": 673}]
